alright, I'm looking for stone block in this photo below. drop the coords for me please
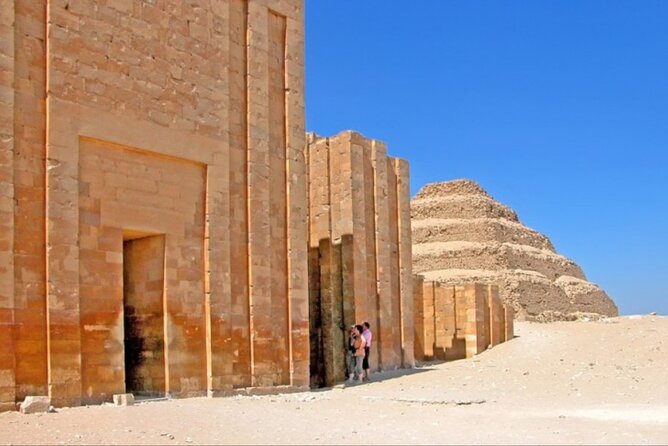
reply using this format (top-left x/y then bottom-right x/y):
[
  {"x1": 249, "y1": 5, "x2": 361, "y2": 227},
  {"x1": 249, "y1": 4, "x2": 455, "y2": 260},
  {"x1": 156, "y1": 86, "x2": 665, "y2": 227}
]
[
  {"x1": 487, "y1": 285, "x2": 504, "y2": 346},
  {"x1": 419, "y1": 281, "x2": 436, "y2": 360},
  {"x1": 412, "y1": 274, "x2": 425, "y2": 361},
  {"x1": 505, "y1": 305, "x2": 515, "y2": 341},
  {"x1": 19, "y1": 396, "x2": 50, "y2": 414},
  {"x1": 112, "y1": 393, "x2": 135, "y2": 406},
  {"x1": 434, "y1": 284, "x2": 457, "y2": 359}
]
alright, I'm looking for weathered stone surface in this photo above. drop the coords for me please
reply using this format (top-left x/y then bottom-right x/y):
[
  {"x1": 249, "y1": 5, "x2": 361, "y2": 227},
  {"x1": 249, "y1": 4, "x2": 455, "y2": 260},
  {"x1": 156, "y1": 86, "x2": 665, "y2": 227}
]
[
  {"x1": 305, "y1": 131, "x2": 414, "y2": 386},
  {"x1": 7, "y1": 0, "x2": 49, "y2": 406},
  {"x1": 19, "y1": 396, "x2": 50, "y2": 414},
  {"x1": 395, "y1": 159, "x2": 415, "y2": 368},
  {"x1": 412, "y1": 179, "x2": 618, "y2": 320},
  {"x1": 413, "y1": 279, "x2": 511, "y2": 363},
  {"x1": 505, "y1": 305, "x2": 515, "y2": 341},
  {"x1": 416, "y1": 281, "x2": 436, "y2": 360},
  {"x1": 112, "y1": 394, "x2": 135, "y2": 407},
  {"x1": 2, "y1": 0, "x2": 308, "y2": 410}
]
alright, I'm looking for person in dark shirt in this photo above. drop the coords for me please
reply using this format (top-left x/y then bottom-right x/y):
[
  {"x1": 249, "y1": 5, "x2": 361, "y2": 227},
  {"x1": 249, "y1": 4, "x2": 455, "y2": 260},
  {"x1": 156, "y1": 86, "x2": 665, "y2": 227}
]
[{"x1": 346, "y1": 325, "x2": 357, "y2": 382}]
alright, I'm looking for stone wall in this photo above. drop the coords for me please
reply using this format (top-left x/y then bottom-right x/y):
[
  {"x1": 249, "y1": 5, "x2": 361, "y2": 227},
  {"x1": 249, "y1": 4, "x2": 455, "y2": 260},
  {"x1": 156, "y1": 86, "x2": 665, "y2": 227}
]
[
  {"x1": 0, "y1": 0, "x2": 17, "y2": 413},
  {"x1": 1, "y1": 0, "x2": 48, "y2": 411},
  {"x1": 0, "y1": 0, "x2": 308, "y2": 409},
  {"x1": 413, "y1": 280, "x2": 514, "y2": 362},
  {"x1": 305, "y1": 131, "x2": 414, "y2": 387}
]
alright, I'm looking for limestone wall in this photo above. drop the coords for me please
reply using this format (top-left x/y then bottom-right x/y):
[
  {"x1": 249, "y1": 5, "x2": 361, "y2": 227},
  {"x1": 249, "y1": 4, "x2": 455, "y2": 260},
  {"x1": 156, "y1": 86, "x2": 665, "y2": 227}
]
[
  {"x1": 0, "y1": 0, "x2": 17, "y2": 413},
  {"x1": 0, "y1": 0, "x2": 48, "y2": 412},
  {"x1": 413, "y1": 280, "x2": 513, "y2": 362},
  {"x1": 305, "y1": 131, "x2": 414, "y2": 387},
  {"x1": 1, "y1": 0, "x2": 308, "y2": 409}
]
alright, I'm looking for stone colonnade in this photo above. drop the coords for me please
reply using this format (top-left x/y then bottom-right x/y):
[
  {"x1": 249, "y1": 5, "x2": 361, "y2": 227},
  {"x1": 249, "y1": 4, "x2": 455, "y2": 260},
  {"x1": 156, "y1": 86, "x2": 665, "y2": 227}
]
[
  {"x1": 305, "y1": 132, "x2": 414, "y2": 387},
  {"x1": 413, "y1": 278, "x2": 514, "y2": 362}
]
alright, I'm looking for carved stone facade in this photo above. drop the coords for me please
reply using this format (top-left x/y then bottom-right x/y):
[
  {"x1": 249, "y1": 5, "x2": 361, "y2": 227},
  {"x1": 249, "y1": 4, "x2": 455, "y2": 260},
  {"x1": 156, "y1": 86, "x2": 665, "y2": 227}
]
[
  {"x1": 305, "y1": 132, "x2": 414, "y2": 387},
  {"x1": 0, "y1": 0, "x2": 307, "y2": 409}
]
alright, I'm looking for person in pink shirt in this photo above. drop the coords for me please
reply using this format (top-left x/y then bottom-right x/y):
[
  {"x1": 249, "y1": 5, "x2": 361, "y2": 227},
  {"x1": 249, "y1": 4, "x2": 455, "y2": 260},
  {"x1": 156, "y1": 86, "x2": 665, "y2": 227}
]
[{"x1": 362, "y1": 321, "x2": 372, "y2": 379}]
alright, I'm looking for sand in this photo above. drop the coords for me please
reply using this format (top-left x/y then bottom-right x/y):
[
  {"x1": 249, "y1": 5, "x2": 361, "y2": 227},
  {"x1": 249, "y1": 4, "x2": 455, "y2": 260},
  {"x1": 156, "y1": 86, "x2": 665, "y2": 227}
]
[{"x1": 1, "y1": 316, "x2": 666, "y2": 445}]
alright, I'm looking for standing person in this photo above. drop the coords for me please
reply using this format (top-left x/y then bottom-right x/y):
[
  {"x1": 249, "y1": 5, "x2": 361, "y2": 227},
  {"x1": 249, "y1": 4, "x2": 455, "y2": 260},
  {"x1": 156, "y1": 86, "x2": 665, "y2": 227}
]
[
  {"x1": 346, "y1": 325, "x2": 358, "y2": 382},
  {"x1": 362, "y1": 322, "x2": 372, "y2": 379},
  {"x1": 354, "y1": 324, "x2": 367, "y2": 382}
]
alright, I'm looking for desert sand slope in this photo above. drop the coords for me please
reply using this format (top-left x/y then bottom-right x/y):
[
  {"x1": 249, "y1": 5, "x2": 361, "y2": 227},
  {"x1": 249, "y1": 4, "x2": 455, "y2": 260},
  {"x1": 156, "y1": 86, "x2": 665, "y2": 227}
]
[
  {"x1": 411, "y1": 179, "x2": 618, "y2": 320},
  {"x1": 1, "y1": 316, "x2": 666, "y2": 445}
]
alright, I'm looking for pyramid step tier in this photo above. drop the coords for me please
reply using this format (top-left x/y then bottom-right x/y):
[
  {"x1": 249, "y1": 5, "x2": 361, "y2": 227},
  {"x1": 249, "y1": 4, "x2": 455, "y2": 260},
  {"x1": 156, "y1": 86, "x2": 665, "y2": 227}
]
[
  {"x1": 413, "y1": 179, "x2": 491, "y2": 200},
  {"x1": 411, "y1": 195, "x2": 519, "y2": 221},
  {"x1": 411, "y1": 179, "x2": 619, "y2": 319},
  {"x1": 411, "y1": 217, "x2": 554, "y2": 251},
  {"x1": 554, "y1": 275, "x2": 618, "y2": 316},
  {"x1": 412, "y1": 241, "x2": 585, "y2": 281}
]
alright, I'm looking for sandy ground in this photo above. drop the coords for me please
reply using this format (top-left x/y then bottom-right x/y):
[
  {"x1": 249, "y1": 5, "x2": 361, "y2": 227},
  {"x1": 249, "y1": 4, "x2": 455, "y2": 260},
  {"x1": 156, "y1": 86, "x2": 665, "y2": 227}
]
[{"x1": 1, "y1": 316, "x2": 667, "y2": 445}]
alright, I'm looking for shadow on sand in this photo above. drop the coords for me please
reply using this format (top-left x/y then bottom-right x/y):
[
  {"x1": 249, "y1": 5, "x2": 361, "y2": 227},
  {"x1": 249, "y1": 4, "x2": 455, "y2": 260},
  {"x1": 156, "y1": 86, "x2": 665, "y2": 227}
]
[{"x1": 310, "y1": 363, "x2": 442, "y2": 391}]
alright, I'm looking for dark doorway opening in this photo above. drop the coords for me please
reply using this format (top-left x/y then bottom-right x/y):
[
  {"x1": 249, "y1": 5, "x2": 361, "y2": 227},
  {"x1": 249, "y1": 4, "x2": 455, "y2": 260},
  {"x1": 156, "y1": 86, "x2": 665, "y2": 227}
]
[
  {"x1": 123, "y1": 233, "x2": 166, "y2": 398},
  {"x1": 308, "y1": 237, "x2": 351, "y2": 388}
]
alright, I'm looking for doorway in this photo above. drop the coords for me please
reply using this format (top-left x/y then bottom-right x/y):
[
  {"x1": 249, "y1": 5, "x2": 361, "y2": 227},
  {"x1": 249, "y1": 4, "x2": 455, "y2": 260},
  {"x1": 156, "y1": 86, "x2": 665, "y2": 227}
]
[{"x1": 122, "y1": 233, "x2": 166, "y2": 397}]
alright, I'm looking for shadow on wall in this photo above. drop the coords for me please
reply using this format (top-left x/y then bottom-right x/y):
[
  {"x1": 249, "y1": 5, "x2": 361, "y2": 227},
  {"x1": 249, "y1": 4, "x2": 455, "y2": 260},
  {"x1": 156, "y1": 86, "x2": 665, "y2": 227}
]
[
  {"x1": 309, "y1": 235, "x2": 415, "y2": 388},
  {"x1": 309, "y1": 236, "x2": 351, "y2": 389}
]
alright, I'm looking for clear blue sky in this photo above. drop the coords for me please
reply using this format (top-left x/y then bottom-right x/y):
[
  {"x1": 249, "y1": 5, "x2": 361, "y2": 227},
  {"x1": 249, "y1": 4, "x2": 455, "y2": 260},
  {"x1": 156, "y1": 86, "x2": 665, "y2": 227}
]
[{"x1": 305, "y1": 1, "x2": 668, "y2": 316}]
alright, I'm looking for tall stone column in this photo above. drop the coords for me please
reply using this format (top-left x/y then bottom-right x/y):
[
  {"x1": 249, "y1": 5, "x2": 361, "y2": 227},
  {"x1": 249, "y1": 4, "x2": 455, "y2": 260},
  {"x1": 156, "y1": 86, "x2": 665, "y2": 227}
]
[
  {"x1": 395, "y1": 159, "x2": 415, "y2": 367},
  {"x1": 419, "y1": 281, "x2": 436, "y2": 360},
  {"x1": 285, "y1": 5, "x2": 308, "y2": 386},
  {"x1": 373, "y1": 141, "x2": 400, "y2": 370},
  {"x1": 14, "y1": 0, "x2": 48, "y2": 402},
  {"x1": 213, "y1": 0, "x2": 252, "y2": 393},
  {"x1": 505, "y1": 305, "x2": 515, "y2": 342},
  {"x1": 487, "y1": 285, "x2": 504, "y2": 346},
  {"x1": 411, "y1": 276, "x2": 425, "y2": 361},
  {"x1": 247, "y1": 0, "x2": 307, "y2": 389},
  {"x1": 0, "y1": 0, "x2": 16, "y2": 412}
]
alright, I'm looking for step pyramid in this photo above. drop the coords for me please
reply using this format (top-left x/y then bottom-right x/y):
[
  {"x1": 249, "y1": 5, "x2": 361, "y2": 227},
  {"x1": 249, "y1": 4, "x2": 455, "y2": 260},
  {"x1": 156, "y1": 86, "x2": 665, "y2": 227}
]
[{"x1": 411, "y1": 179, "x2": 618, "y2": 321}]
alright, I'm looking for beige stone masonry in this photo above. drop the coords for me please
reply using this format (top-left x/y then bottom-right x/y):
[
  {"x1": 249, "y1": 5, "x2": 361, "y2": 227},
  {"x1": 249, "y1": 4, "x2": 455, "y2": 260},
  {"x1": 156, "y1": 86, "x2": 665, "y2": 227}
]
[
  {"x1": 305, "y1": 131, "x2": 414, "y2": 386},
  {"x1": 12, "y1": 0, "x2": 49, "y2": 405},
  {"x1": 417, "y1": 281, "x2": 436, "y2": 360},
  {"x1": 414, "y1": 280, "x2": 512, "y2": 363},
  {"x1": 0, "y1": 0, "x2": 16, "y2": 413},
  {"x1": 505, "y1": 305, "x2": 515, "y2": 342},
  {"x1": 487, "y1": 284, "x2": 505, "y2": 346},
  {"x1": 395, "y1": 159, "x2": 415, "y2": 367},
  {"x1": 2, "y1": 0, "x2": 307, "y2": 410},
  {"x1": 411, "y1": 275, "x2": 426, "y2": 360},
  {"x1": 433, "y1": 284, "x2": 455, "y2": 358}
]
